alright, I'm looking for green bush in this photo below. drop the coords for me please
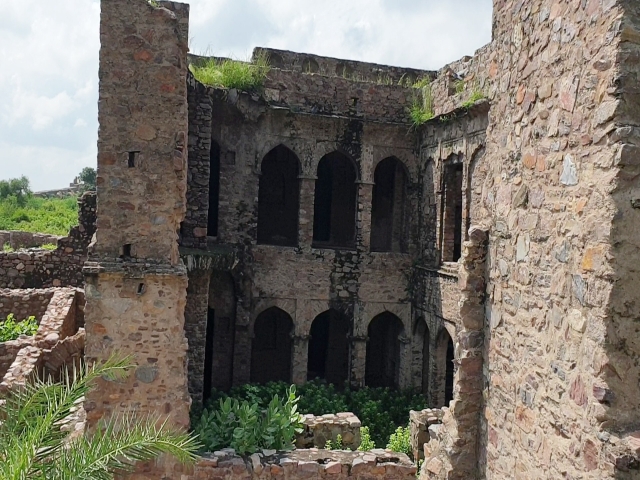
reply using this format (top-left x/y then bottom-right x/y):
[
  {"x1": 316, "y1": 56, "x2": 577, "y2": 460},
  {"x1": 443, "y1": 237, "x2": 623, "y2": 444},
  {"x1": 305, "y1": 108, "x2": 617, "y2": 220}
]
[
  {"x1": 325, "y1": 434, "x2": 343, "y2": 450},
  {"x1": 0, "y1": 194, "x2": 77, "y2": 235},
  {"x1": 195, "y1": 385, "x2": 303, "y2": 455},
  {"x1": 358, "y1": 426, "x2": 375, "y2": 451},
  {"x1": 0, "y1": 314, "x2": 38, "y2": 342},
  {"x1": 189, "y1": 52, "x2": 270, "y2": 91},
  {"x1": 387, "y1": 426, "x2": 412, "y2": 457},
  {"x1": 203, "y1": 380, "x2": 427, "y2": 446}
]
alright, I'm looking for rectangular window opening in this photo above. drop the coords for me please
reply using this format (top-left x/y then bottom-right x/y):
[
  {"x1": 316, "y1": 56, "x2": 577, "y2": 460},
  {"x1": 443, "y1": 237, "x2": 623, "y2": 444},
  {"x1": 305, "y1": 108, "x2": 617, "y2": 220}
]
[
  {"x1": 121, "y1": 244, "x2": 132, "y2": 259},
  {"x1": 128, "y1": 152, "x2": 139, "y2": 168}
]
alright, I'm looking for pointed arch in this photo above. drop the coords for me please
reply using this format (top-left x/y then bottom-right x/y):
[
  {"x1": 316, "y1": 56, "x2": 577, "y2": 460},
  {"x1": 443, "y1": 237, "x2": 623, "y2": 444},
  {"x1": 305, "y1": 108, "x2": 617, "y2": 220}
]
[
  {"x1": 307, "y1": 309, "x2": 351, "y2": 384},
  {"x1": 250, "y1": 307, "x2": 294, "y2": 383},
  {"x1": 365, "y1": 312, "x2": 404, "y2": 388},
  {"x1": 313, "y1": 152, "x2": 358, "y2": 248},
  {"x1": 257, "y1": 145, "x2": 300, "y2": 246},
  {"x1": 371, "y1": 157, "x2": 410, "y2": 252}
]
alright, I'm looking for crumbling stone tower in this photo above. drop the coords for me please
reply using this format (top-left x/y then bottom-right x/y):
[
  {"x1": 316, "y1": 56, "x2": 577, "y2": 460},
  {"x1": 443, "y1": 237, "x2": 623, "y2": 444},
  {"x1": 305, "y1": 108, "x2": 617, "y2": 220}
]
[{"x1": 84, "y1": 0, "x2": 191, "y2": 431}]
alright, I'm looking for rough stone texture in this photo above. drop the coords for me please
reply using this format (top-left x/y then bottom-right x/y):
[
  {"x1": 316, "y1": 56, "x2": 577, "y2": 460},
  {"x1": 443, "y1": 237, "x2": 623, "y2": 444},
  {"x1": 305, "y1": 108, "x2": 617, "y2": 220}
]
[
  {"x1": 83, "y1": 1, "x2": 191, "y2": 479},
  {"x1": 134, "y1": 448, "x2": 417, "y2": 480},
  {"x1": 0, "y1": 231, "x2": 62, "y2": 250},
  {"x1": 0, "y1": 192, "x2": 96, "y2": 289},
  {"x1": 410, "y1": 408, "x2": 443, "y2": 461},
  {"x1": 295, "y1": 412, "x2": 362, "y2": 450},
  {"x1": 0, "y1": 287, "x2": 84, "y2": 391}
]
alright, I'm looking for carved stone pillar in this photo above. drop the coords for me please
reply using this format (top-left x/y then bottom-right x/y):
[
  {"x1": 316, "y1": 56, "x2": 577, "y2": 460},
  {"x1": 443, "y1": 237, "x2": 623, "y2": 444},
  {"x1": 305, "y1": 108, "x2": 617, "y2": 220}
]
[{"x1": 291, "y1": 334, "x2": 310, "y2": 385}]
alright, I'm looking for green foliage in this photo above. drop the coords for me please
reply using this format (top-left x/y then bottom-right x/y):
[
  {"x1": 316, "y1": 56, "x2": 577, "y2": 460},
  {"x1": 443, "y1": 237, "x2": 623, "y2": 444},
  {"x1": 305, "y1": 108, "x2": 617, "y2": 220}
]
[
  {"x1": 358, "y1": 426, "x2": 375, "y2": 452},
  {"x1": 196, "y1": 385, "x2": 303, "y2": 455},
  {"x1": 387, "y1": 426, "x2": 412, "y2": 458},
  {"x1": 0, "y1": 176, "x2": 31, "y2": 207},
  {"x1": 0, "y1": 195, "x2": 77, "y2": 235},
  {"x1": 203, "y1": 380, "x2": 427, "y2": 447},
  {"x1": 409, "y1": 77, "x2": 434, "y2": 127},
  {"x1": 454, "y1": 80, "x2": 465, "y2": 94},
  {"x1": 189, "y1": 52, "x2": 270, "y2": 91},
  {"x1": 461, "y1": 88, "x2": 486, "y2": 109},
  {"x1": 416, "y1": 459, "x2": 424, "y2": 478},
  {"x1": 3, "y1": 243, "x2": 14, "y2": 252},
  {"x1": 0, "y1": 314, "x2": 38, "y2": 342},
  {"x1": 0, "y1": 355, "x2": 200, "y2": 479},
  {"x1": 40, "y1": 243, "x2": 58, "y2": 251},
  {"x1": 325, "y1": 434, "x2": 343, "y2": 450},
  {"x1": 78, "y1": 167, "x2": 96, "y2": 193}
]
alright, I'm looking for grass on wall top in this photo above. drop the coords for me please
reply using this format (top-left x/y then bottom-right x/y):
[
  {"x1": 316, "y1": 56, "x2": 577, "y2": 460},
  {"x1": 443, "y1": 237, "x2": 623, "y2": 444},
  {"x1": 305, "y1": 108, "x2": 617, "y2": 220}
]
[
  {"x1": 0, "y1": 195, "x2": 78, "y2": 236},
  {"x1": 189, "y1": 52, "x2": 270, "y2": 91}
]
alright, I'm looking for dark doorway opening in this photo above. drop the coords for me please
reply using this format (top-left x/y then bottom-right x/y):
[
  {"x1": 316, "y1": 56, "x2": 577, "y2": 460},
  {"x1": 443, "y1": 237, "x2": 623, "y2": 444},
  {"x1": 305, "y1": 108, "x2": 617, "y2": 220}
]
[
  {"x1": 442, "y1": 161, "x2": 463, "y2": 262},
  {"x1": 257, "y1": 146, "x2": 300, "y2": 246},
  {"x1": 203, "y1": 307, "x2": 215, "y2": 403},
  {"x1": 307, "y1": 309, "x2": 351, "y2": 385},
  {"x1": 445, "y1": 336, "x2": 455, "y2": 405},
  {"x1": 250, "y1": 308, "x2": 294, "y2": 383},
  {"x1": 371, "y1": 158, "x2": 409, "y2": 253},
  {"x1": 365, "y1": 312, "x2": 404, "y2": 388},
  {"x1": 207, "y1": 142, "x2": 221, "y2": 237},
  {"x1": 206, "y1": 271, "x2": 235, "y2": 393},
  {"x1": 313, "y1": 152, "x2": 357, "y2": 249}
]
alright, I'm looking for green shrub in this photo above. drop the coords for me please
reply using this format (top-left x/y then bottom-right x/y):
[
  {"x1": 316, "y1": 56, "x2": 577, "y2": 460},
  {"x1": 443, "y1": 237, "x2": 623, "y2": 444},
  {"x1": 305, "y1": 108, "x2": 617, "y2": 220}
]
[
  {"x1": 195, "y1": 385, "x2": 303, "y2": 455},
  {"x1": 189, "y1": 52, "x2": 270, "y2": 91},
  {"x1": 0, "y1": 314, "x2": 38, "y2": 342},
  {"x1": 325, "y1": 434, "x2": 343, "y2": 450},
  {"x1": 409, "y1": 77, "x2": 434, "y2": 127},
  {"x1": 0, "y1": 195, "x2": 77, "y2": 235},
  {"x1": 0, "y1": 176, "x2": 31, "y2": 206},
  {"x1": 387, "y1": 426, "x2": 411, "y2": 457},
  {"x1": 203, "y1": 380, "x2": 427, "y2": 447},
  {"x1": 40, "y1": 243, "x2": 58, "y2": 251},
  {"x1": 358, "y1": 426, "x2": 375, "y2": 451},
  {"x1": 3, "y1": 243, "x2": 14, "y2": 253}
]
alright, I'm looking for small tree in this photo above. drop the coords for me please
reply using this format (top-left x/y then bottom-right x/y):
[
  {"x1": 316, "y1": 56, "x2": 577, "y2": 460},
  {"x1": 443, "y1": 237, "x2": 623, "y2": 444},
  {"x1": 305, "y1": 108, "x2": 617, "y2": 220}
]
[
  {"x1": 78, "y1": 167, "x2": 97, "y2": 192},
  {"x1": 0, "y1": 176, "x2": 31, "y2": 206},
  {"x1": 0, "y1": 355, "x2": 201, "y2": 480}
]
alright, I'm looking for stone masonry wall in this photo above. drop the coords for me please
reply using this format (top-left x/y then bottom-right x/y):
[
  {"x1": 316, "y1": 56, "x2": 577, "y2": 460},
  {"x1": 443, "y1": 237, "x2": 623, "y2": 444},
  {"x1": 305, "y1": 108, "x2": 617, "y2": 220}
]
[
  {"x1": 0, "y1": 192, "x2": 96, "y2": 289},
  {"x1": 295, "y1": 413, "x2": 362, "y2": 450},
  {"x1": 0, "y1": 231, "x2": 61, "y2": 250}
]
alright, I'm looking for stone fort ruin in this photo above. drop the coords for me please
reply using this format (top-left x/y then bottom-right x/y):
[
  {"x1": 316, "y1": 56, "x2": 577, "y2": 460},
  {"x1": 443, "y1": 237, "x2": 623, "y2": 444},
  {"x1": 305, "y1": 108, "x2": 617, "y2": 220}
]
[{"x1": 3, "y1": 0, "x2": 640, "y2": 478}]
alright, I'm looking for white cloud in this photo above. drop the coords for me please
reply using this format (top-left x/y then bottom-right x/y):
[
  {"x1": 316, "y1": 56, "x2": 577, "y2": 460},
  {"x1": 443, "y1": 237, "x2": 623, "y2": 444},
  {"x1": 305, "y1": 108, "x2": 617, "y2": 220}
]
[{"x1": 0, "y1": 0, "x2": 492, "y2": 190}]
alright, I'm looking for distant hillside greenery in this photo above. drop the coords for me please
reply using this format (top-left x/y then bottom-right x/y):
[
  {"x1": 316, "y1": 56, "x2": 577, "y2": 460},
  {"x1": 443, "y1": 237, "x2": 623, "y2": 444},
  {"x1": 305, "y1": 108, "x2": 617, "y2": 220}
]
[{"x1": 0, "y1": 176, "x2": 78, "y2": 236}]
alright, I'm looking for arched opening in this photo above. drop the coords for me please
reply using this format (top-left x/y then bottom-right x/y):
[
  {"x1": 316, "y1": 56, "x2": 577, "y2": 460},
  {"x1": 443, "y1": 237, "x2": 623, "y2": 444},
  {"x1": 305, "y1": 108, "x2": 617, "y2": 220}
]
[
  {"x1": 307, "y1": 309, "x2": 351, "y2": 385},
  {"x1": 365, "y1": 312, "x2": 404, "y2": 388},
  {"x1": 257, "y1": 145, "x2": 300, "y2": 246},
  {"x1": 313, "y1": 152, "x2": 358, "y2": 248},
  {"x1": 435, "y1": 328, "x2": 455, "y2": 407},
  {"x1": 250, "y1": 307, "x2": 294, "y2": 383},
  {"x1": 441, "y1": 158, "x2": 463, "y2": 262},
  {"x1": 371, "y1": 157, "x2": 409, "y2": 253},
  {"x1": 207, "y1": 141, "x2": 221, "y2": 237},
  {"x1": 204, "y1": 271, "x2": 235, "y2": 401}
]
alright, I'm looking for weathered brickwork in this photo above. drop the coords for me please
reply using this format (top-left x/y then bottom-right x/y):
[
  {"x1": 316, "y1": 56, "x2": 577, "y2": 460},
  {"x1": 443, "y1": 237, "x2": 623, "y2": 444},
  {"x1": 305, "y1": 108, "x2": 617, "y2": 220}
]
[{"x1": 0, "y1": 192, "x2": 96, "y2": 289}]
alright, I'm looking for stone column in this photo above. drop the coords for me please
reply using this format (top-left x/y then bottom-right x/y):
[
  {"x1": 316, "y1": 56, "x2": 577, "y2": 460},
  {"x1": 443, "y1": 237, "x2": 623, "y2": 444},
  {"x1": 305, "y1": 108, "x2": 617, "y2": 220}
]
[
  {"x1": 349, "y1": 335, "x2": 367, "y2": 387},
  {"x1": 231, "y1": 305, "x2": 252, "y2": 386},
  {"x1": 356, "y1": 182, "x2": 374, "y2": 251},
  {"x1": 184, "y1": 267, "x2": 210, "y2": 405},
  {"x1": 291, "y1": 334, "x2": 310, "y2": 385},
  {"x1": 397, "y1": 334, "x2": 413, "y2": 390},
  {"x1": 298, "y1": 176, "x2": 316, "y2": 249}
]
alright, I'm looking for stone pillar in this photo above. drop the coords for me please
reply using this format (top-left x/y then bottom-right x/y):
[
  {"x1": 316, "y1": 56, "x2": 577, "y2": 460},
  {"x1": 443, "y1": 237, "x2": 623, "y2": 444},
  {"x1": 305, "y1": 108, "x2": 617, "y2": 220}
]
[
  {"x1": 356, "y1": 182, "x2": 374, "y2": 251},
  {"x1": 184, "y1": 267, "x2": 210, "y2": 405},
  {"x1": 84, "y1": 0, "x2": 191, "y2": 452},
  {"x1": 291, "y1": 334, "x2": 310, "y2": 385},
  {"x1": 231, "y1": 305, "x2": 252, "y2": 386},
  {"x1": 298, "y1": 176, "x2": 316, "y2": 249},
  {"x1": 349, "y1": 335, "x2": 367, "y2": 387},
  {"x1": 398, "y1": 334, "x2": 413, "y2": 390}
]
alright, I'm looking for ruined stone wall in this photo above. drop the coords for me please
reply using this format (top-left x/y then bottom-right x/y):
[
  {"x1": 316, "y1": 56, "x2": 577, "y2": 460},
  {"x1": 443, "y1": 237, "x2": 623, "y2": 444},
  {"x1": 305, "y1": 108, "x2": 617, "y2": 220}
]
[
  {"x1": 84, "y1": 11, "x2": 191, "y2": 480},
  {"x1": 295, "y1": 412, "x2": 362, "y2": 450},
  {"x1": 0, "y1": 231, "x2": 62, "y2": 249},
  {"x1": 0, "y1": 192, "x2": 96, "y2": 289}
]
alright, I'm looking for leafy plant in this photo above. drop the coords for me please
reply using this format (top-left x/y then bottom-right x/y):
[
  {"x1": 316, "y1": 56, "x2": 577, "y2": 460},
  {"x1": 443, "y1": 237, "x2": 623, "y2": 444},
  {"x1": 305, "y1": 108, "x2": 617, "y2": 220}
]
[
  {"x1": 196, "y1": 385, "x2": 303, "y2": 454},
  {"x1": 189, "y1": 52, "x2": 270, "y2": 91},
  {"x1": 0, "y1": 194, "x2": 77, "y2": 235},
  {"x1": 40, "y1": 243, "x2": 58, "y2": 251},
  {"x1": 387, "y1": 426, "x2": 412, "y2": 457},
  {"x1": 454, "y1": 80, "x2": 465, "y2": 94},
  {"x1": 409, "y1": 77, "x2": 434, "y2": 127},
  {"x1": 358, "y1": 426, "x2": 375, "y2": 452},
  {"x1": 78, "y1": 167, "x2": 97, "y2": 193},
  {"x1": 0, "y1": 314, "x2": 39, "y2": 342},
  {"x1": 0, "y1": 176, "x2": 31, "y2": 207},
  {"x1": 0, "y1": 355, "x2": 201, "y2": 480},
  {"x1": 461, "y1": 88, "x2": 486, "y2": 109},
  {"x1": 3, "y1": 243, "x2": 14, "y2": 252},
  {"x1": 325, "y1": 434, "x2": 343, "y2": 450}
]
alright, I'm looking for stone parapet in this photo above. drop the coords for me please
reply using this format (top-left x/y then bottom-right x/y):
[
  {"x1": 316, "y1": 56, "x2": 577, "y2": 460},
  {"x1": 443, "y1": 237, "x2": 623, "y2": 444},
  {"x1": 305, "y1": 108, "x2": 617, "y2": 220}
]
[
  {"x1": 409, "y1": 408, "x2": 443, "y2": 461},
  {"x1": 296, "y1": 412, "x2": 362, "y2": 450},
  {"x1": 0, "y1": 231, "x2": 62, "y2": 250}
]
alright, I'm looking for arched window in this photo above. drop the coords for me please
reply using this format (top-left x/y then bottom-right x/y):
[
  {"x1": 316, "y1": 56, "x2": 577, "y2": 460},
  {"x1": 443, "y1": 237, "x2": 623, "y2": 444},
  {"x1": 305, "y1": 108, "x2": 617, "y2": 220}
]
[
  {"x1": 313, "y1": 152, "x2": 357, "y2": 248},
  {"x1": 365, "y1": 312, "x2": 404, "y2": 388},
  {"x1": 257, "y1": 146, "x2": 300, "y2": 246},
  {"x1": 441, "y1": 158, "x2": 463, "y2": 262},
  {"x1": 307, "y1": 309, "x2": 350, "y2": 385},
  {"x1": 250, "y1": 307, "x2": 294, "y2": 383},
  {"x1": 371, "y1": 157, "x2": 409, "y2": 252},
  {"x1": 207, "y1": 142, "x2": 221, "y2": 237}
]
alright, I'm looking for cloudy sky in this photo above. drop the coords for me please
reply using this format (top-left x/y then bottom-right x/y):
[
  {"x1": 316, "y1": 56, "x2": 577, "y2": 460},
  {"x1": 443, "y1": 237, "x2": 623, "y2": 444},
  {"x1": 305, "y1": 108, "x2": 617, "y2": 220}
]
[{"x1": 0, "y1": 0, "x2": 492, "y2": 191}]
